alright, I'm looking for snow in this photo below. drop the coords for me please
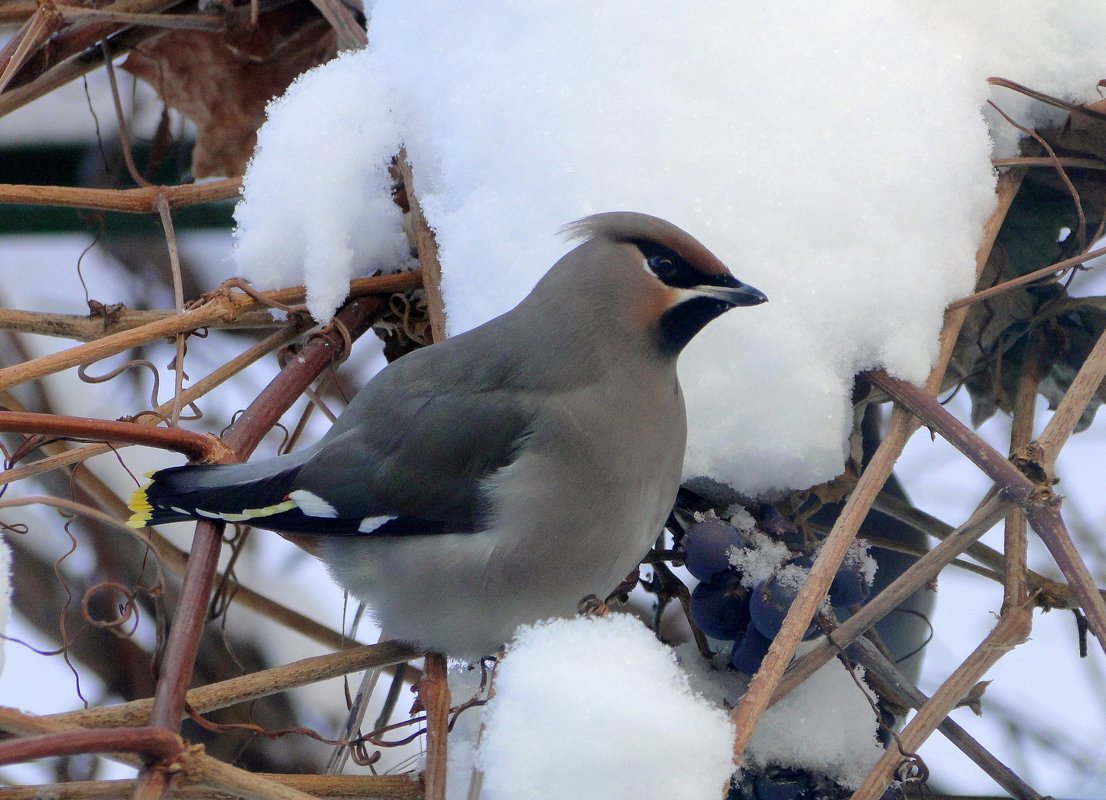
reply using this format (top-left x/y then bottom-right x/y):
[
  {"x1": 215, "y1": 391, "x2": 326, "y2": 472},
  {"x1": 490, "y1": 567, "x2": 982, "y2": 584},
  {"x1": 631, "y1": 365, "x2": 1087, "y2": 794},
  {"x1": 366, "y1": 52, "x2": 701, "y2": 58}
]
[
  {"x1": 729, "y1": 530, "x2": 791, "y2": 590},
  {"x1": 231, "y1": 1, "x2": 1106, "y2": 498},
  {"x1": 844, "y1": 540, "x2": 878, "y2": 588},
  {"x1": 773, "y1": 563, "x2": 810, "y2": 592},
  {"x1": 231, "y1": 55, "x2": 412, "y2": 322},
  {"x1": 475, "y1": 614, "x2": 735, "y2": 800},
  {"x1": 745, "y1": 657, "x2": 885, "y2": 790},
  {"x1": 675, "y1": 641, "x2": 885, "y2": 791}
]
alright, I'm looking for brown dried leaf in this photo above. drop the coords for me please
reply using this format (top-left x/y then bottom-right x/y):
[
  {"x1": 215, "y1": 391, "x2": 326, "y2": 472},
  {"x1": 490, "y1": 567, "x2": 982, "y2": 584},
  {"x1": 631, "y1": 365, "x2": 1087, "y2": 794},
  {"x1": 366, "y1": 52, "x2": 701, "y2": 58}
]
[
  {"x1": 123, "y1": 7, "x2": 337, "y2": 178},
  {"x1": 959, "y1": 679, "x2": 992, "y2": 716}
]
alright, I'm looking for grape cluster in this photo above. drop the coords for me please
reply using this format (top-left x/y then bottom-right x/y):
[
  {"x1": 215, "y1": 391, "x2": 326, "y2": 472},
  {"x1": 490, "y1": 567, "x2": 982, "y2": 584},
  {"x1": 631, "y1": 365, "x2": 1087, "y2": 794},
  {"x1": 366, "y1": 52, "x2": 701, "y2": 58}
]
[
  {"x1": 682, "y1": 511, "x2": 873, "y2": 676},
  {"x1": 727, "y1": 765, "x2": 905, "y2": 800}
]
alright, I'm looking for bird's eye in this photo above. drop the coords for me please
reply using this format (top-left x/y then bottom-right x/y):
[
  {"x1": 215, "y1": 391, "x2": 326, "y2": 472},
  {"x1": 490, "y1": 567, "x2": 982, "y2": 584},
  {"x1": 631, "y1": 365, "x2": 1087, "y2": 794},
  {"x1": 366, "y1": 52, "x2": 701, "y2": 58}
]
[{"x1": 649, "y1": 254, "x2": 679, "y2": 280}]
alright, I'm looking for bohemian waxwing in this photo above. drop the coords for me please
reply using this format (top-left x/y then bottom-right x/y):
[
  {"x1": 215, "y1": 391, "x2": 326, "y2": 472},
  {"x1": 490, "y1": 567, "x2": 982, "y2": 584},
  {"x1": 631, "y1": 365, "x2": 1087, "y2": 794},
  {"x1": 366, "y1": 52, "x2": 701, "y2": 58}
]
[{"x1": 128, "y1": 212, "x2": 767, "y2": 659}]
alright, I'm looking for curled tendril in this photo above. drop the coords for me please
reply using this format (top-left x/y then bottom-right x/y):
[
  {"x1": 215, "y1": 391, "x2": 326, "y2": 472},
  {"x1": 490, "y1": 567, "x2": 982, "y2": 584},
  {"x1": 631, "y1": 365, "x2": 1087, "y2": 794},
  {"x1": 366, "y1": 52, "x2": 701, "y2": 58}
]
[
  {"x1": 81, "y1": 581, "x2": 141, "y2": 638},
  {"x1": 77, "y1": 358, "x2": 203, "y2": 421}
]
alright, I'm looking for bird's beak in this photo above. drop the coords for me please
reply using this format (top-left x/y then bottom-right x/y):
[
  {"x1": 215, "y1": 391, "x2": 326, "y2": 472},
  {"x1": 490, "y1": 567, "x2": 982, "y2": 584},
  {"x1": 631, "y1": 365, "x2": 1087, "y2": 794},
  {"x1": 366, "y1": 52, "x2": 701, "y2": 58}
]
[{"x1": 694, "y1": 276, "x2": 768, "y2": 308}]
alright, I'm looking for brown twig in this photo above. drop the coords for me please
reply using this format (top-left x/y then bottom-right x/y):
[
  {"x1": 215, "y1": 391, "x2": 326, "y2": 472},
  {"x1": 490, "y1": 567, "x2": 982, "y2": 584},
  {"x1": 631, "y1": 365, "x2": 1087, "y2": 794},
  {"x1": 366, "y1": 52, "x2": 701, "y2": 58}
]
[
  {"x1": 0, "y1": 273, "x2": 422, "y2": 343},
  {"x1": 992, "y1": 156, "x2": 1106, "y2": 171},
  {"x1": 48, "y1": 641, "x2": 420, "y2": 730},
  {"x1": 1002, "y1": 340, "x2": 1039, "y2": 613},
  {"x1": 397, "y1": 150, "x2": 448, "y2": 341},
  {"x1": 988, "y1": 77, "x2": 1106, "y2": 122},
  {"x1": 0, "y1": 179, "x2": 242, "y2": 212},
  {"x1": 0, "y1": 727, "x2": 182, "y2": 767},
  {"x1": 0, "y1": 774, "x2": 423, "y2": 800},
  {"x1": 845, "y1": 636, "x2": 1043, "y2": 800},
  {"x1": 1036, "y1": 324, "x2": 1106, "y2": 470},
  {"x1": 47, "y1": 7, "x2": 228, "y2": 31},
  {"x1": 0, "y1": 4, "x2": 61, "y2": 94},
  {"x1": 305, "y1": 0, "x2": 365, "y2": 50},
  {"x1": 419, "y1": 653, "x2": 451, "y2": 800},
  {"x1": 0, "y1": 306, "x2": 292, "y2": 341},
  {"x1": 850, "y1": 602, "x2": 1033, "y2": 799},
  {"x1": 0, "y1": 271, "x2": 421, "y2": 392},
  {"x1": 869, "y1": 493, "x2": 1082, "y2": 610},
  {"x1": 0, "y1": 411, "x2": 225, "y2": 461},
  {"x1": 946, "y1": 243, "x2": 1106, "y2": 312},
  {"x1": 867, "y1": 369, "x2": 1106, "y2": 656}
]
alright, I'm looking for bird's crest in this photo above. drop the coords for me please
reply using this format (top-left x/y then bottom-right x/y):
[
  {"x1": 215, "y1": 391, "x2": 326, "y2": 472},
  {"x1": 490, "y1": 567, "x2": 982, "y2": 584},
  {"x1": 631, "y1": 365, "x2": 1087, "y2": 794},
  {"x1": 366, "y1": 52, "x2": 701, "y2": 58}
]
[{"x1": 559, "y1": 212, "x2": 731, "y2": 277}]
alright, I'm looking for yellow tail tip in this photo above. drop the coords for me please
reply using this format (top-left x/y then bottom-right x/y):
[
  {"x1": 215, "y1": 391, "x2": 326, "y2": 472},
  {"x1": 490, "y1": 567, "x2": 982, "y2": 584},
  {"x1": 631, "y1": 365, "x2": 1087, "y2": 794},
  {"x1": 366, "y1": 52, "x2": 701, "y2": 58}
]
[{"x1": 126, "y1": 485, "x2": 153, "y2": 528}]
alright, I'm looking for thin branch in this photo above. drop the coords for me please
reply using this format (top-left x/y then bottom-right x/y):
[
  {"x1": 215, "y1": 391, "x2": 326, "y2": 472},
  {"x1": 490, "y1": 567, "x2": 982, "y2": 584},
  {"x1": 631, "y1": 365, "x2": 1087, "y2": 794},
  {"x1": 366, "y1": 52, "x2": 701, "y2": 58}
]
[
  {"x1": 777, "y1": 493, "x2": 1009, "y2": 703},
  {"x1": 988, "y1": 77, "x2": 1106, "y2": 122},
  {"x1": 419, "y1": 654, "x2": 450, "y2": 800},
  {"x1": 992, "y1": 156, "x2": 1106, "y2": 171},
  {"x1": 397, "y1": 150, "x2": 448, "y2": 341},
  {"x1": 0, "y1": 180, "x2": 242, "y2": 212},
  {"x1": 0, "y1": 411, "x2": 227, "y2": 461},
  {"x1": 0, "y1": 271, "x2": 420, "y2": 392},
  {"x1": 868, "y1": 370, "x2": 1106, "y2": 655},
  {"x1": 134, "y1": 295, "x2": 389, "y2": 799},
  {"x1": 1002, "y1": 341, "x2": 1039, "y2": 613},
  {"x1": 0, "y1": 272, "x2": 422, "y2": 343},
  {"x1": 304, "y1": 0, "x2": 365, "y2": 50},
  {"x1": 0, "y1": 775, "x2": 423, "y2": 800},
  {"x1": 0, "y1": 307, "x2": 293, "y2": 341},
  {"x1": 49, "y1": 7, "x2": 228, "y2": 31},
  {"x1": 1037, "y1": 324, "x2": 1106, "y2": 469},
  {"x1": 946, "y1": 243, "x2": 1106, "y2": 312},
  {"x1": 0, "y1": 5, "x2": 61, "y2": 94},
  {"x1": 47, "y1": 642, "x2": 421, "y2": 729},
  {"x1": 0, "y1": 727, "x2": 182, "y2": 767},
  {"x1": 850, "y1": 603, "x2": 1033, "y2": 799},
  {"x1": 846, "y1": 636, "x2": 1043, "y2": 800}
]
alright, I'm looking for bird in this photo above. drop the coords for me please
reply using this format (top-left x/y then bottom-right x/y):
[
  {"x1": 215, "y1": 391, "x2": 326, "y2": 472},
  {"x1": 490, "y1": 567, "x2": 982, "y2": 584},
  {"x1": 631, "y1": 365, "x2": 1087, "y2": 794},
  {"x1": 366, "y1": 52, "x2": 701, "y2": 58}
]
[{"x1": 127, "y1": 212, "x2": 767, "y2": 660}]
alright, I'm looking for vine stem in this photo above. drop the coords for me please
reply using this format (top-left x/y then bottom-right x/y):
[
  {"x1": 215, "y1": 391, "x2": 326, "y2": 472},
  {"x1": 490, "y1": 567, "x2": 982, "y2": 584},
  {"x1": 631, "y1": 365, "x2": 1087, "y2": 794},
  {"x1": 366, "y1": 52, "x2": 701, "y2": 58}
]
[{"x1": 130, "y1": 296, "x2": 388, "y2": 800}]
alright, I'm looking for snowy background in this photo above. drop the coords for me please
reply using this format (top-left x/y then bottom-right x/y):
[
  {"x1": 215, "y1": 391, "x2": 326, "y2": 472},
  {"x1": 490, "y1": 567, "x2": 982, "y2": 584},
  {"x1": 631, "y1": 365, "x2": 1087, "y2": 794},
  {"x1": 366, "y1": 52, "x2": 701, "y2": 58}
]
[{"x1": 4, "y1": 1, "x2": 1106, "y2": 797}]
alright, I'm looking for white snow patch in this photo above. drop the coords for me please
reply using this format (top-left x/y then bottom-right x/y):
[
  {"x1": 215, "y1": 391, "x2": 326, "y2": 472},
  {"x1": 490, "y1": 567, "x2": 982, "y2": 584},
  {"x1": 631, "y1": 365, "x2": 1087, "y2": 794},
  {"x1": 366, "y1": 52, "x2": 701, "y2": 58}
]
[
  {"x1": 477, "y1": 614, "x2": 736, "y2": 800},
  {"x1": 730, "y1": 531, "x2": 791, "y2": 589},
  {"x1": 746, "y1": 658, "x2": 885, "y2": 790},
  {"x1": 727, "y1": 505, "x2": 757, "y2": 533},
  {"x1": 844, "y1": 539, "x2": 878, "y2": 587},
  {"x1": 232, "y1": 1, "x2": 1106, "y2": 496},
  {"x1": 773, "y1": 563, "x2": 809, "y2": 592},
  {"x1": 232, "y1": 54, "x2": 412, "y2": 323}
]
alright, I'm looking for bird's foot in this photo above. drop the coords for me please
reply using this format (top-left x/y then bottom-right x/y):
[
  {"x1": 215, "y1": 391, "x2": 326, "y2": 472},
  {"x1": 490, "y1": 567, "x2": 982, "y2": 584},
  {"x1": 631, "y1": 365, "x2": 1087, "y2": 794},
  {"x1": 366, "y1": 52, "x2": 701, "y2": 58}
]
[{"x1": 577, "y1": 593, "x2": 610, "y2": 618}]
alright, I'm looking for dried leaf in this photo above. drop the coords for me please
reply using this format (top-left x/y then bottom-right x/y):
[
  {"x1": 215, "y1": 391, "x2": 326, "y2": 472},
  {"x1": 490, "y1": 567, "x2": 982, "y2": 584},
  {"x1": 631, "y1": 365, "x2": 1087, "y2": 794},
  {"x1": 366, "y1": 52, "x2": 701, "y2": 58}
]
[
  {"x1": 123, "y1": 7, "x2": 337, "y2": 178},
  {"x1": 959, "y1": 679, "x2": 992, "y2": 716},
  {"x1": 951, "y1": 154, "x2": 1106, "y2": 430}
]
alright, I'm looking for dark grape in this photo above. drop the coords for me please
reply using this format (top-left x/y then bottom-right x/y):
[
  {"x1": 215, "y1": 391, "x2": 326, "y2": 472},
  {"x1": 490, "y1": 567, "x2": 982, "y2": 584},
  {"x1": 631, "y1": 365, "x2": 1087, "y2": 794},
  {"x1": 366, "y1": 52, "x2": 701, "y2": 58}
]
[
  {"x1": 829, "y1": 558, "x2": 870, "y2": 607},
  {"x1": 683, "y1": 517, "x2": 748, "y2": 583},
  {"x1": 729, "y1": 626, "x2": 772, "y2": 675},
  {"x1": 753, "y1": 775, "x2": 812, "y2": 800},
  {"x1": 689, "y1": 580, "x2": 750, "y2": 639},
  {"x1": 749, "y1": 572, "x2": 816, "y2": 639},
  {"x1": 757, "y1": 503, "x2": 806, "y2": 551}
]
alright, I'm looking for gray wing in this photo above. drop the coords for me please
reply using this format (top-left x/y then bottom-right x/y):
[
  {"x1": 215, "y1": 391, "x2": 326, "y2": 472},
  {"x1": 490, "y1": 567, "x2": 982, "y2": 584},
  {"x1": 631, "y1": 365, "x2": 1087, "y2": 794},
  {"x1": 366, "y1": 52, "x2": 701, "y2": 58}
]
[
  {"x1": 291, "y1": 347, "x2": 536, "y2": 528},
  {"x1": 135, "y1": 331, "x2": 539, "y2": 535}
]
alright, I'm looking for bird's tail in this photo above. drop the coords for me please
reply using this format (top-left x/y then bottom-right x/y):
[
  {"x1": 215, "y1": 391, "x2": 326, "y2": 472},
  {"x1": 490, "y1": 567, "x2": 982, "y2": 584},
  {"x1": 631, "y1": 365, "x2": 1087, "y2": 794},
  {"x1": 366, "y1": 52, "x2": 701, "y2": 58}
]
[{"x1": 126, "y1": 459, "x2": 304, "y2": 528}]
